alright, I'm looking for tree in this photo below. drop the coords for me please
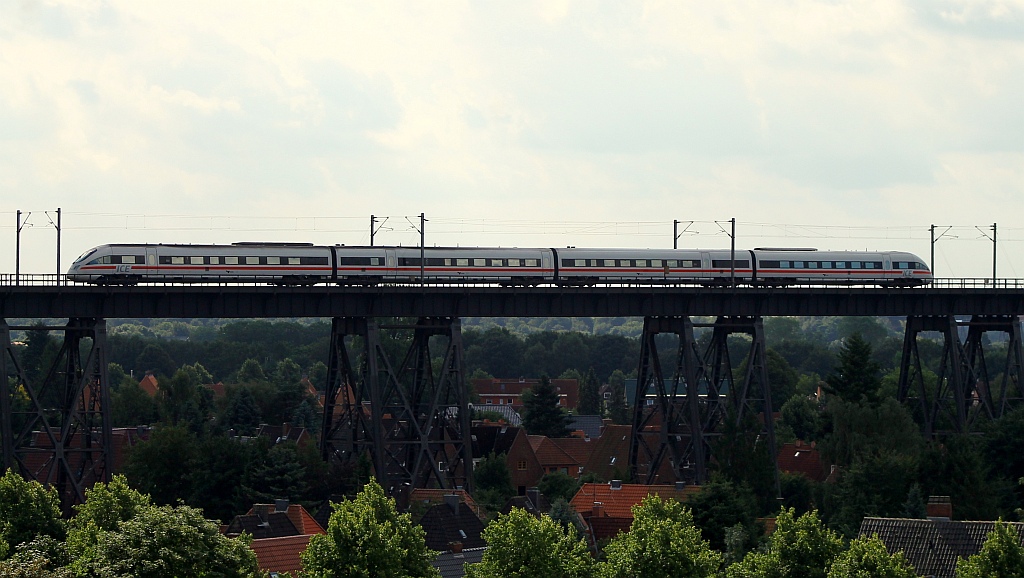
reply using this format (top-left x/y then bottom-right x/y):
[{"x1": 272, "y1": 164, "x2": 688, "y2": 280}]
[
  {"x1": 0, "y1": 470, "x2": 64, "y2": 554},
  {"x1": 600, "y1": 495, "x2": 722, "y2": 578},
  {"x1": 465, "y1": 507, "x2": 594, "y2": 578},
  {"x1": 82, "y1": 502, "x2": 259, "y2": 577},
  {"x1": 111, "y1": 379, "x2": 159, "y2": 427},
  {"x1": 473, "y1": 452, "x2": 514, "y2": 510},
  {"x1": 236, "y1": 358, "x2": 267, "y2": 384},
  {"x1": 66, "y1": 475, "x2": 151, "y2": 574},
  {"x1": 955, "y1": 520, "x2": 1024, "y2": 578},
  {"x1": 578, "y1": 367, "x2": 602, "y2": 415},
  {"x1": 301, "y1": 479, "x2": 440, "y2": 578},
  {"x1": 902, "y1": 484, "x2": 926, "y2": 519},
  {"x1": 538, "y1": 472, "x2": 580, "y2": 504},
  {"x1": 825, "y1": 334, "x2": 882, "y2": 404},
  {"x1": 687, "y1": 478, "x2": 759, "y2": 553},
  {"x1": 122, "y1": 425, "x2": 199, "y2": 506},
  {"x1": 827, "y1": 535, "x2": 917, "y2": 578},
  {"x1": 726, "y1": 508, "x2": 843, "y2": 578},
  {"x1": 779, "y1": 395, "x2": 825, "y2": 443},
  {"x1": 607, "y1": 369, "x2": 629, "y2": 424},
  {"x1": 240, "y1": 442, "x2": 308, "y2": 504},
  {"x1": 522, "y1": 375, "x2": 572, "y2": 438},
  {"x1": 221, "y1": 386, "x2": 262, "y2": 435},
  {"x1": 134, "y1": 344, "x2": 177, "y2": 379}
]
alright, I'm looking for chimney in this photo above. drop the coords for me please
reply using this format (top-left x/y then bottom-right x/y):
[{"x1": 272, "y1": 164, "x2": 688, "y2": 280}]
[
  {"x1": 449, "y1": 541, "x2": 463, "y2": 554},
  {"x1": 527, "y1": 487, "x2": 540, "y2": 510},
  {"x1": 927, "y1": 496, "x2": 952, "y2": 520},
  {"x1": 592, "y1": 501, "x2": 604, "y2": 517},
  {"x1": 274, "y1": 499, "x2": 289, "y2": 513},
  {"x1": 444, "y1": 493, "x2": 460, "y2": 514},
  {"x1": 610, "y1": 479, "x2": 622, "y2": 490}
]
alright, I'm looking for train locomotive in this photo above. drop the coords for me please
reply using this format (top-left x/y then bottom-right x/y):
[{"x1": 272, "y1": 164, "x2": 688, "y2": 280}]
[{"x1": 66, "y1": 243, "x2": 932, "y2": 286}]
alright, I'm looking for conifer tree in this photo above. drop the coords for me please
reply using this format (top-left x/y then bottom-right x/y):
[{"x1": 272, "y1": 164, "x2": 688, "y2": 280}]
[
  {"x1": 578, "y1": 367, "x2": 602, "y2": 415},
  {"x1": 522, "y1": 375, "x2": 572, "y2": 438}
]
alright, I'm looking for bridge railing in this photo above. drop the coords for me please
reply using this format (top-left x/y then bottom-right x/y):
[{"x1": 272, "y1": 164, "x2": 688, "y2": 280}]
[{"x1": 3, "y1": 274, "x2": 1024, "y2": 290}]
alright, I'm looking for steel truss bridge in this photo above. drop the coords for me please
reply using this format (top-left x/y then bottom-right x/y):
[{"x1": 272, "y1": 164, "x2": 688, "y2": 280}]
[{"x1": 2, "y1": 277, "x2": 1024, "y2": 509}]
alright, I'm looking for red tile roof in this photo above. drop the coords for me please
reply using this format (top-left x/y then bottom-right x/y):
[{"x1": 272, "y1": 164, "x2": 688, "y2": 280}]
[
  {"x1": 138, "y1": 374, "x2": 159, "y2": 396},
  {"x1": 250, "y1": 534, "x2": 313, "y2": 576},
  {"x1": 551, "y1": 437, "x2": 596, "y2": 469},
  {"x1": 528, "y1": 436, "x2": 578, "y2": 470},
  {"x1": 247, "y1": 504, "x2": 324, "y2": 536},
  {"x1": 409, "y1": 489, "x2": 485, "y2": 519},
  {"x1": 570, "y1": 483, "x2": 699, "y2": 519}
]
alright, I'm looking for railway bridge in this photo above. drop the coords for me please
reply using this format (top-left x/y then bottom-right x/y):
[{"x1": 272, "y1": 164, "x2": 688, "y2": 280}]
[{"x1": 3, "y1": 276, "x2": 1024, "y2": 508}]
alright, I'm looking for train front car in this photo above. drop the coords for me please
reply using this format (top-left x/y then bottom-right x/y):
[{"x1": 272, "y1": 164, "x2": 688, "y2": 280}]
[
  {"x1": 752, "y1": 249, "x2": 933, "y2": 286},
  {"x1": 67, "y1": 244, "x2": 150, "y2": 284}
]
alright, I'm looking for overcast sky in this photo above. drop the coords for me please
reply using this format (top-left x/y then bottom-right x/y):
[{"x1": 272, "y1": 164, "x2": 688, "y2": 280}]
[{"x1": 2, "y1": 1, "x2": 1023, "y2": 278}]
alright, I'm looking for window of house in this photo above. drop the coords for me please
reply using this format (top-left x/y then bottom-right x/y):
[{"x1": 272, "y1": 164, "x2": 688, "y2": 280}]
[
  {"x1": 517, "y1": 460, "x2": 527, "y2": 470},
  {"x1": 485, "y1": 399, "x2": 492, "y2": 404}
]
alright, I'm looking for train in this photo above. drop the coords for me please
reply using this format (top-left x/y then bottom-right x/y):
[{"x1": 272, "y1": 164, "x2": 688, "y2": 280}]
[{"x1": 66, "y1": 243, "x2": 933, "y2": 286}]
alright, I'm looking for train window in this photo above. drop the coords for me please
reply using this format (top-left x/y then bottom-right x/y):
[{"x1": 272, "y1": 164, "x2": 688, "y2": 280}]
[
  {"x1": 651, "y1": 259, "x2": 662, "y2": 267},
  {"x1": 574, "y1": 259, "x2": 586, "y2": 267},
  {"x1": 871, "y1": 262, "x2": 882, "y2": 269},
  {"x1": 636, "y1": 260, "x2": 648, "y2": 267},
  {"x1": 473, "y1": 259, "x2": 486, "y2": 266},
  {"x1": 298, "y1": 257, "x2": 327, "y2": 265},
  {"x1": 124, "y1": 255, "x2": 138, "y2": 264},
  {"x1": 267, "y1": 256, "x2": 280, "y2": 265},
  {"x1": 490, "y1": 259, "x2": 504, "y2": 266},
  {"x1": 172, "y1": 256, "x2": 185, "y2": 265},
  {"x1": 684, "y1": 260, "x2": 699, "y2": 268},
  {"x1": 454, "y1": 258, "x2": 467, "y2": 267},
  {"x1": 208, "y1": 256, "x2": 219, "y2": 265},
  {"x1": 822, "y1": 262, "x2": 832, "y2": 269},
  {"x1": 896, "y1": 262, "x2": 907, "y2": 269},
  {"x1": 508, "y1": 258, "x2": 520, "y2": 267},
  {"x1": 225, "y1": 256, "x2": 238, "y2": 265},
  {"x1": 808, "y1": 262, "x2": 817, "y2": 269},
  {"x1": 780, "y1": 261, "x2": 790, "y2": 268},
  {"x1": 760, "y1": 260, "x2": 779, "y2": 268},
  {"x1": 190, "y1": 256, "x2": 204, "y2": 265},
  {"x1": 525, "y1": 259, "x2": 538, "y2": 267},
  {"x1": 851, "y1": 262, "x2": 861, "y2": 269},
  {"x1": 245, "y1": 256, "x2": 259, "y2": 265},
  {"x1": 666, "y1": 260, "x2": 677, "y2": 267},
  {"x1": 424, "y1": 258, "x2": 445, "y2": 266},
  {"x1": 712, "y1": 260, "x2": 750, "y2": 268},
  {"x1": 288, "y1": 257, "x2": 300, "y2": 265}
]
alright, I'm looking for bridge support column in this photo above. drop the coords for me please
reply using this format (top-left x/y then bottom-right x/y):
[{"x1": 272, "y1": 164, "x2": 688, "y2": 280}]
[
  {"x1": 899, "y1": 315, "x2": 1024, "y2": 436},
  {"x1": 628, "y1": 316, "x2": 779, "y2": 497},
  {"x1": 320, "y1": 317, "x2": 472, "y2": 496},
  {"x1": 1, "y1": 318, "x2": 112, "y2": 513}
]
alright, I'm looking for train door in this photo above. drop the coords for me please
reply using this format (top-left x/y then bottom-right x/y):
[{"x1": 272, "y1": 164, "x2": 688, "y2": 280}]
[
  {"x1": 384, "y1": 249, "x2": 397, "y2": 279},
  {"x1": 146, "y1": 247, "x2": 158, "y2": 275},
  {"x1": 542, "y1": 251, "x2": 553, "y2": 276},
  {"x1": 701, "y1": 252, "x2": 711, "y2": 279}
]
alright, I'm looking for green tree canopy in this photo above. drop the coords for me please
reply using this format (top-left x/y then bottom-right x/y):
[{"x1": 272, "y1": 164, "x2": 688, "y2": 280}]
[
  {"x1": 301, "y1": 479, "x2": 440, "y2": 578},
  {"x1": 473, "y1": 452, "x2": 514, "y2": 510},
  {"x1": 522, "y1": 375, "x2": 572, "y2": 438},
  {"x1": 538, "y1": 472, "x2": 580, "y2": 504},
  {"x1": 600, "y1": 495, "x2": 722, "y2": 578},
  {"x1": 687, "y1": 478, "x2": 759, "y2": 553},
  {"x1": 465, "y1": 507, "x2": 594, "y2": 578},
  {"x1": 726, "y1": 508, "x2": 843, "y2": 578},
  {"x1": 578, "y1": 367, "x2": 602, "y2": 415},
  {"x1": 827, "y1": 535, "x2": 917, "y2": 578},
  {"x1": 0, "y1": 470, "x2": 64, "y2": 555},
  {"x1": 607, "y1": 369, "x2": 629, "y2": 424},
  {"x1": 955, "y1": 521, "x2": 1024, "y2": 578},
  {"x1": 825, "y1": 334, "x2": 882, "y2": 404}
]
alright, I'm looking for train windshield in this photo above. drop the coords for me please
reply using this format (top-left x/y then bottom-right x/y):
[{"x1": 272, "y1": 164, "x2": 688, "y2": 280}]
[{"x1": 73, "y1": 249, "x2": 97, "y2": 264}]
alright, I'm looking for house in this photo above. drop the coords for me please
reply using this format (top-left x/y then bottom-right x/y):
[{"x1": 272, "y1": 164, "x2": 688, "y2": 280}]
[
  {"x1": 410, "y1": 488, "x2": 485, "y2": 519},
  {"x1": 417, "y1": 494, "x2": 487, "y2": 553},
  {"x1": 776, "y1": 440, "x2": 829, "y2": 482},
  {"x1": 580, "y1": 424, "x2": 633, "y2": 481},
  {"x1": 138, "y1": 372, "x2": 160, "y2": 396},
  {"x1": 859, "y1": 499, "x2": 1024, "y2": 578},
  {"x1": 250, "y1": 535, "x2": 314, "y2": 578},
  {"x1": 432, "y1": 547, "x2": 486, "y2": 578},
  {"x1": 471, "y1": 424, "x2": 543, "y2": 494},
  {"x1": 473, "y1": 404, "x2": 523, "y2": 426},
  {"x1": 256, "y1": 423, "x2": 311, "y2": 447},
  {"x1": 472, "y1": 378, "x2": 579, "y2": 411},
  {"x1": 570, "y1": 481, "x2": 700, "y2": 541},
  {"x1": 568, "y1": 415, "x2": 605, "y2": 439},
  {"x1": 225, "y1": 500, "x2": 323, "y2": 539},
  {"x1": 529, "y1": 435, "x2": 581, "y2": 477},
  {"x1": 551, "y1": 436, "x2": 597, "y2": 477}
]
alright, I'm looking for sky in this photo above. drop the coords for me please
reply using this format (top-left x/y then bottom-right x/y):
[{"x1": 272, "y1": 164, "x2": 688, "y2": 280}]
[{"x1": 1, "y1": 1, "x2": 1023, "y2": 278}]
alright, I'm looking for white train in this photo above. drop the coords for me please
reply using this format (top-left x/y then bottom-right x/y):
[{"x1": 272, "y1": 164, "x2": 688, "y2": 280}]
[{"x1": 66, "y1": 243, "x2": 932, "y2": 286}]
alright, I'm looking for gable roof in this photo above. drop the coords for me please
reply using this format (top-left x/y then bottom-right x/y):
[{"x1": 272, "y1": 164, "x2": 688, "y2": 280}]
[
  {"x1": 476, "y1": 405, "x2": 523, "y2": 426},
  {"x1": 138, "y1": 373, "x2": 159, "y2": 396},
  {"x1": 528, "y1": 435, "x2": 578, "y2": 469},
  {"x1": 550, "y1": 437, "x2": 596, "y2": 469},
  {"x1": 418, "y1": 502, "x2": 487, "y2": 552},
  {"x1": 570, "y1": 482, "x2": 699, "y2": 519},
  {"x1": 225, "y1": 511, "x2": 299, "y2": 539},
  {"x1": 581, "y1": 424, "x2": 633, "y2": 480},
  {"x1": 568, "y1": 415, "x2": 604, "y2": 439},
  {"x1": 859, "y1": 517, "x2": 1024, "y2": 578},
  {"x1": 409, "y1": 489, "x2": 485, "y2": 519},
  {"x1": 432, "y1": 547, "x2": 487, "y2": 578},
  {"x1": 471, "y1": 424, "x2": 524, "y2": 456},
  {"x1": 250, "y1": 534, "x2": 313, "y2": 577},
  {"x1": 247, "y1": 503, "x2": 324, "y2": 536}
]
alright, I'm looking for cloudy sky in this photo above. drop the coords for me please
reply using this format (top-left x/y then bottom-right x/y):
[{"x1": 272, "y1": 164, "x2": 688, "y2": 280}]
[{"x1": 2, "y1": 1, "x2": 1022, "y2": 278}]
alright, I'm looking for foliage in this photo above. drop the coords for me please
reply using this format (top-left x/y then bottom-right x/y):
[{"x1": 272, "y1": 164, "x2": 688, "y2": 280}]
[
  {"x1": 826, "y1": 451, "x2": 920, "y2": 538},
  {"x1": 600, "y1": 495, "x2": 722, "y2": 578},
  {"x1": 918, "y1": 436, "x2": 1001, "y2": 521},
  {"x1": 0, "y1": 536, "x2": 73, "y2": 578},
  {"x1": 110, "y1": 379, "x2": 159, "y2": 427},
  {"x1": 549, "y1": 498, "x2": 585, "y2": 536},
  {"x1": 902, "y1": 484, "x2": 926, "y2": 519},
  {"x1": 607, "y1": 369, "x2": 629, "y2": 424},
  {"x1": 239, "y1": 441, "x2": 308, "y2": 504},
  {"x1": 122, "y1": 425, "x2": 200, "y2": 506},
  {"x1": 473, "y1": 452, "x2": 514, "y2": 510},
  {"x1": 82, "y1": 502, "x2": 259, "y2": 578},
  {"x1": 821, "y1": 397, "x2": 921, "y2": 469},
  {"x1": 687, "y1": 478, "x2": 759, "y2": 552},
  {"x1": 955, "y1": 520, "x2": 1024, "y2": 578},
  {"x1": 187, "y1": 435, "x2": 259, "y2": 523},
  {"x1": 236, "y1": 358, "x2": 267, "y2": 384},
  {"x1": 711, "y1": 411, "x2": 778, "y2": 514},
  {"x1": 465, "y1": 507, "x2": 594, "y2": 578},
  {"x1": 538, "y1": 472, "x2": 580, "y2": 504},
  {"x1": 825, "y1": 334, "x2": 882, "y2": 404},
  {"x1": 301, "y1": 479, "x2": 440, "y2": 578},
  {"x1": 578, "y1": 367, "x2": 603, "y2": 415},
  {"x1": 522, "y1": 375, "x2": 572, "y2": 438},
  {"x1": 221, "y1": 386, "x2": 263, "y2": 435},
  {"x1": 726, "y1": 508, "x2": 843, "y2": 578},
  {"x1": 66, "y1": 475, "x2": 152, "y2": 574},
  {"x1": 779, "y1": 394, "x2": 825, "y2": 443},
  {"x1": 827, "y1": 535, "x2": 917, "y2": 578},
  {"x1": 0, "y1": 470, "x2": 65, "y2": 554}
]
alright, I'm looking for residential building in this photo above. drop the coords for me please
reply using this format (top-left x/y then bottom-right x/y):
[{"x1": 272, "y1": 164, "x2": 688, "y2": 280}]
[
  {"x1": 570, "y1": 481, "x2": 700, "y2": 541},
  {"x1": 471, "y1": 424, "x2": 543, "y2": 494},
  {"x1": 472, "y1": 377, "x2": 579, "y2": 411}
]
